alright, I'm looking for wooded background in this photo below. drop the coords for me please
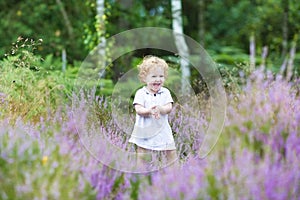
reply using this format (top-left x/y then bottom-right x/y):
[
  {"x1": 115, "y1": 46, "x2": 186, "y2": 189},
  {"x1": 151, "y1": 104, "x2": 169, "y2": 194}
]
[{"x1": 1, "y1": 0, "x2": 299, "y2": 85}]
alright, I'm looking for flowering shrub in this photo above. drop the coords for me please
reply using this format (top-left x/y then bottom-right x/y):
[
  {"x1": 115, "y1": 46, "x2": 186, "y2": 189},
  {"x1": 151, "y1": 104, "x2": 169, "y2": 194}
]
[
  {"x1": 0, "y1": 118, "x2": 96, "y2": 199},
  {"x1": 0, "y1": 65, "x2": 299, "y2": 199}
]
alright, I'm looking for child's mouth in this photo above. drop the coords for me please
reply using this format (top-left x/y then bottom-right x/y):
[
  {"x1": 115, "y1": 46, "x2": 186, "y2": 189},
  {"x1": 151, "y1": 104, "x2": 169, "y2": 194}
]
[{"x1": 152, "y1": 83, "x2": 161, "y2": 89}]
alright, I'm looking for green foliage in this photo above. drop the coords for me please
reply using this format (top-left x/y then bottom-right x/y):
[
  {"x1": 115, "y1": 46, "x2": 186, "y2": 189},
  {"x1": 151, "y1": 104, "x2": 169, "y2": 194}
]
[
  {"x1": 83, "y1": 1, "x2": 111, "y2": 52},
  {"x1": 0, "y1": 38, "x2": 74, "y2": 122},
  {"x1": 206, "y1": 172, "x2": 221, "y2": 200},
  {"x1": 1, "y1": 0, "x2": 300, "y2": 83},
  {"x1": 0, "y1": 1, "x2": 90, "y2": 62},
  {"x1": 130, "y1": 177, "x2": 141, "y2": 200},
  {"x1": 105, "y1": 0, "x2": 171, "y2": 34},
  {"x1": 4, "y1": 37, "x2": 43, "y2": 70}
]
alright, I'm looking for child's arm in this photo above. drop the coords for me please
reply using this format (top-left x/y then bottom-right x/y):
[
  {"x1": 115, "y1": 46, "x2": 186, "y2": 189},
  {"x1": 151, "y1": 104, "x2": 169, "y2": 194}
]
[
  {"x1": 135, "y1": 103, "x2": 172, "y2": 118},
  {"x1": 157, "y1": 102, "x2": 173, "y2": 115},
  {"x1": 134, "y1": 104, "x2": 152, "y2": 117}
]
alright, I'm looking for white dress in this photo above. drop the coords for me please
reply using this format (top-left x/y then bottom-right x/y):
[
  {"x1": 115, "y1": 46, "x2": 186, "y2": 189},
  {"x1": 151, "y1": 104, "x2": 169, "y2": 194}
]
[{"x1": 129, "y1": 86, "x2": 176, "y2": 151}]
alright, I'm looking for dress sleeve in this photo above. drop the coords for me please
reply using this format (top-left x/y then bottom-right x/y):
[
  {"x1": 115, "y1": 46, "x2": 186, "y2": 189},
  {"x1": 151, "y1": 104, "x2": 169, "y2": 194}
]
[
  {"x1": 164, "y1": 88, "x2": 174, "y2": 104},
  {"x1": 133, "y1": 89, "x2": 144, "y2": 106}
]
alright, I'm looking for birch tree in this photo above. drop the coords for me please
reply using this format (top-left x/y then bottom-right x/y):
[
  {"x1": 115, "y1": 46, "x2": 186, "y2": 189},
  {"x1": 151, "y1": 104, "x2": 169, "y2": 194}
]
[
  {"x1": 56, "y1": 0, "x2": 73, "y2": 71},
  {"x1": 281, "y1": 0, "x2": 289, "y2": 57},
  {"x1": 171, "y1": 0, "x2": 191, "y2": 94},
  {"x1": 249, "y1": 33, "x2": 256, "y2": 71},
  {"x1": 198, "y1": 0, "x2": 205, "y2": 47},
  {"x1": 56, "y1": 0, "x2": 74, "y2": 39},
  {"x1": 96, "y1": 0, "x2": 106, "y2": 75}
]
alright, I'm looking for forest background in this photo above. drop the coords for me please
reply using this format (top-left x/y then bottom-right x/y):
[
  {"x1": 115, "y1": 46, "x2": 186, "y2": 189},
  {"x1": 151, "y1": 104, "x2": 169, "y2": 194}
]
[{"x1": 1, "y1": 0, "x2": 300, "y2": 94}]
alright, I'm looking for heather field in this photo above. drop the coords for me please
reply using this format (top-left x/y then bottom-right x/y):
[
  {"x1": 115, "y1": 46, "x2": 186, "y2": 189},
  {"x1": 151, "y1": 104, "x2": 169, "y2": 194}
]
[{"x1": 1, "y1": 56, "x2": 300, "y2": 199}]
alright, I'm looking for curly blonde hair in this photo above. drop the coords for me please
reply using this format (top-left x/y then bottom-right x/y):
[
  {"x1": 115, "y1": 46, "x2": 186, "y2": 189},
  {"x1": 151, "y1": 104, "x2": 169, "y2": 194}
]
[{"x1": 137, "y1": 55, "x2": 169, "y2": 83}]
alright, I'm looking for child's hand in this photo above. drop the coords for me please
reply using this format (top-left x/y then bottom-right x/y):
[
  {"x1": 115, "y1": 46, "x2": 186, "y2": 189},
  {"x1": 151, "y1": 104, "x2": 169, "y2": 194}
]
[{"x1": 151, "y1": 106, "x2": 160, "y2": 119}]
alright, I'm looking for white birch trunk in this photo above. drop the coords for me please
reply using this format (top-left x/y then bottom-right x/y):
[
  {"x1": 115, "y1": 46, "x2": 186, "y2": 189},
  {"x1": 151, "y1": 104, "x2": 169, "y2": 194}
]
[
  {"x1": 286, "y1": 41, "x2": 296, "y2": 80},
  {"x1": 171, "y1": 0, "x2": 191, "y2": 94},
  {"x1": 198, "y1": 0, "x2": 205, "y2": 47},
  {"x1": 249, "y1": 34, "x2": 256, "y2": 71},
  {"x1": 96, "y1": 0, "x2": 106, "y2": 78},
  {"x1": 62, "y1": 48, "x2": 66, "y2": 73},
  {"x1": 279, "y1": 57, "x2": 287, "y2": 75},
  {"x1": 260, "y1": 46, "x2": 268, "y2": 70}
]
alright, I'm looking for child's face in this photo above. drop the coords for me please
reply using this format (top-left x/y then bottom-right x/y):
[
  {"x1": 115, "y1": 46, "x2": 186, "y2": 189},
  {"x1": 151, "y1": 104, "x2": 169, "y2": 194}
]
[{"x1": 144, "y1": 67, "x2": 165, "y2": 93}]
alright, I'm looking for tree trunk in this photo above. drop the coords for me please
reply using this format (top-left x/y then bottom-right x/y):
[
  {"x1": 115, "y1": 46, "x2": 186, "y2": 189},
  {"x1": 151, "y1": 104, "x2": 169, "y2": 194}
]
[
  {"x1": 56, "y1": 0, "x2": 74, "y2": 38},
  {"x1": 119, "y1": 0, "x2": 133, "y2": 29},
  {"x1": 281, "y1": 0, "x2": 289, "y2": 57},
  {"x1": 96, "y1": 0, "x2": 106, "y2": 77},
  {"x1": 249, "y1": 33, "x2": 256, "y2": 71},
  {"x1": 286, "y1": 40, "x2": 296, "y2": 80},
  {"x1": 62, "y1": 48, "x2": 66, "y2": 73},
  {"x1": 171, "y1": 0, "x2": 191, "y2": 94},
  {"x1": 260, "y1": 46, "x2": 268, "y2": 69},
  {"x1": 198, "y1": 0, "x2": 205, "y2": 47}
]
